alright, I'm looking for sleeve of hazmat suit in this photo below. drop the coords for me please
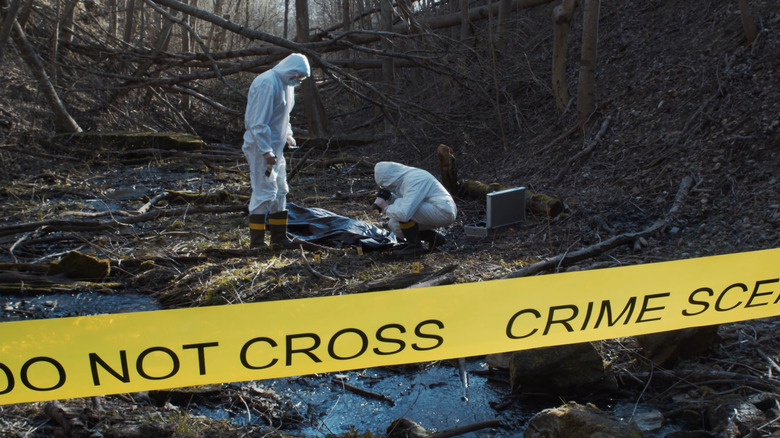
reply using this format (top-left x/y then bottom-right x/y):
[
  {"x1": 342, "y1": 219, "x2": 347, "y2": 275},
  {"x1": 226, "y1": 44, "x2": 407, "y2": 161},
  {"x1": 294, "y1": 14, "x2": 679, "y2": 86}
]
[{"x1": 243, "y1": 77, "x2": 280, "y2": 156}]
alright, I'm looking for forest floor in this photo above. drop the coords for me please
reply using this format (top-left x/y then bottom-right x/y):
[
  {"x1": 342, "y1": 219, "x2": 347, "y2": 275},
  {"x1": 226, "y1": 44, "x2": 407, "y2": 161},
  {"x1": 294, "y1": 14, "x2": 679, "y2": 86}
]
[{"x1": 1, "y1": 0, "x2": 780, "y2": 436}]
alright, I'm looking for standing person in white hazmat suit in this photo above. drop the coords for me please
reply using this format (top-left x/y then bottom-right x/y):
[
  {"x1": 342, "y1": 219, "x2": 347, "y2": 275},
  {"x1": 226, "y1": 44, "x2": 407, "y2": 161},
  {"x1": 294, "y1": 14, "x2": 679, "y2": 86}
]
[
  {"x1": 372, "y1": 161, "x2": 457, "y2": 257},
  {"x1": 242, "y1": 53, "x2": 310, "y2": 249}
]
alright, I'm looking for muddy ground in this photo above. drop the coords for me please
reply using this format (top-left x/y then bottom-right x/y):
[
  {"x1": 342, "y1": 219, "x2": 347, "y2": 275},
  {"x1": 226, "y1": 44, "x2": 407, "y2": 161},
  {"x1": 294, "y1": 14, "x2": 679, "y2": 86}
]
[{"x1": 1, "y1": 0, "x2": 780, "y2": 436}]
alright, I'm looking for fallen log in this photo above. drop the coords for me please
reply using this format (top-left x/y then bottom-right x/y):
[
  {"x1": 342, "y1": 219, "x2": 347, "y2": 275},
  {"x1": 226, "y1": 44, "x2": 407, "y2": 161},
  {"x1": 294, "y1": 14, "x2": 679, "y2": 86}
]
[
  {"x1": 356, "y1": 264, "x2": 457, "y2": 293},
  {"x1": 436, "y1": 144, "x2": 563, "y2": 218},
  {"x1": 0, "y1": 204, "x2": 247, "y2": 237},
  {"x1": 166, "y1": 189, "x2": 250, "y2": 205},
  {"x1": 50, "y1": 131, "x2": 206, "y2": 152}
]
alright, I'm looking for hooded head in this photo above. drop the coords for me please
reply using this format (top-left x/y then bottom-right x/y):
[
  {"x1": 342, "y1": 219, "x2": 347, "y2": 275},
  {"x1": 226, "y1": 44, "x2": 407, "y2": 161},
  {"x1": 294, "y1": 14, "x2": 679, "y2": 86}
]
[
  {"x1": 374, "y1": 161, "x2": 414, "y2": 189},
  {"x1": 273, "y1": 53, "x2": 310, "y2": 87}
]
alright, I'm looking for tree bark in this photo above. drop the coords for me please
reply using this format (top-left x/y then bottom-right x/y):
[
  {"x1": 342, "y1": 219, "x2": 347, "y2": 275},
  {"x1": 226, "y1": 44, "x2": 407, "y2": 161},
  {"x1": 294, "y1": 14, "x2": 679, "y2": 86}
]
[
  {"x1": 576, "y1": 0, "x2": 599, "y2": 124},
  {"x1": 58, "y1": 0, "x2": 79, "y2": 44},
  {"x1": 204, "y1": 0, "x2": 221, "y2": 51},
  {"x1": 0, "y1": 0, "x2": 22, "y2": 61},
  {"x1": 283, "y1": 0, "x2": 289, "y2": 39},
  {"x1": 459, "y1": 0, "x2": 470, "y2": 41},
  {"x1": 180, "y1": 0, "x2": 191, "y2": 109},
  {"x1": 341, "y1": 0, "x2": 351, "y2": 32},
  {"x1": 106, "y1": 0, "x2": 118, "y2": 36},
  {"x1": 381, "y1": 0, "x2": 394, "y2": 131},
  {"x1": 551, "y1": 0, "x2": 576, "y2": 114},
  {"x1": 122, "y1": 0, "x2": 138, "y2": 43},
  {"x1": 495, "y1": 0, "x2": 511, "y2": 49},
  {"x1": 11, "y1": 19, "x2": 82, "y2": 133},
  {"x1": 738, "y1": 0, "x2": 757, "y2": 45},
  {"x1": 296, "y1": 0, "x2": 329, "y2": 136}
]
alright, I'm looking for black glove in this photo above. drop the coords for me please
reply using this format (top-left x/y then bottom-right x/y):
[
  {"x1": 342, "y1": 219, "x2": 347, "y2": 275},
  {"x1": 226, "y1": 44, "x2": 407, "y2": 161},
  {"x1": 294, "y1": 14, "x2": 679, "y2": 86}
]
[{"x1": 371, "y1": 189, "x2": 392, "y2": 213}]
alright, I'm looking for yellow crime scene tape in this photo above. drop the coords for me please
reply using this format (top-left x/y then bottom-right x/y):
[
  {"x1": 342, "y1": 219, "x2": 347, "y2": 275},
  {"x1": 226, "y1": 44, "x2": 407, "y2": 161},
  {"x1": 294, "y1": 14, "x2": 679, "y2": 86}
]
[{"x1": 1, "y1": 247, "x2": 778, "y2": 405}]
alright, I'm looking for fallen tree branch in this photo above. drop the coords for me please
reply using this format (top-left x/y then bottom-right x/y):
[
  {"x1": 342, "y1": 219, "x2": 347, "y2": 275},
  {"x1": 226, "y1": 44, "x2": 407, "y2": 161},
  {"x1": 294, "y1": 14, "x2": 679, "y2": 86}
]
[
  {"x1": 316, "y1": 156, "x2": 375, "y2": 169},
  {"x1": 299, "y1": 245, "x2": 337, "y2": 282},
  {"x1": 502, "y1": 176, "x2": 693, "y2": 278},
  {"x1": 331, "y1": 378, "x2": 395, "y2": 406},
  {"x1": 428, "y1": 419, "x2": 506, "y2": 438}
]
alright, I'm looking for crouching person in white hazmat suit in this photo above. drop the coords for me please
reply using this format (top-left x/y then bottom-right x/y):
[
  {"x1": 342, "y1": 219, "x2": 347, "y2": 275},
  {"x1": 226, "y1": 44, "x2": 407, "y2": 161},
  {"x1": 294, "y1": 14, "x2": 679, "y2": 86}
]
[
  {"x1": 373, "y1": 161, "x2": 457, "y2": 257},
  {"x1": 242, "y1": 53, "x2": 310, "y2": 249}
]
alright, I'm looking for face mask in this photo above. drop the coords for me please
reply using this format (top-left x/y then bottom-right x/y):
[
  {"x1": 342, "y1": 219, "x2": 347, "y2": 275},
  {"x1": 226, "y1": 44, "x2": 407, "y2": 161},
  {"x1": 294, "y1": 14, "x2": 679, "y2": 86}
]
[{"x1": 288, "y1": 78, "x2": 303, "y2": 87}]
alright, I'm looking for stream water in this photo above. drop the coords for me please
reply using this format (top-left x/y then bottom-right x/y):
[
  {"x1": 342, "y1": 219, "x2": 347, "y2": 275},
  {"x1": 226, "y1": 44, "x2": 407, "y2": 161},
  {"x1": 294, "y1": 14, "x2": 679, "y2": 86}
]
[{"x1": 247, "y1": 360, "x2": 524, "y2": 436}]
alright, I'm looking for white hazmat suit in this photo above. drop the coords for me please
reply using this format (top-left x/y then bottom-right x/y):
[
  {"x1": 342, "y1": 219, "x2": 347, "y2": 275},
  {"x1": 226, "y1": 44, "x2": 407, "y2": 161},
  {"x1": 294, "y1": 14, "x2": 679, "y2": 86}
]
[
  {"x1": 242, "y1": 54, "x2": 310, "y2": 215},
  {"x1": 374, "y1": 161, "x2": 457, "y2": 239},
  {"x1": 242, "y1": 54, "x2": 310, "y2": 249}
]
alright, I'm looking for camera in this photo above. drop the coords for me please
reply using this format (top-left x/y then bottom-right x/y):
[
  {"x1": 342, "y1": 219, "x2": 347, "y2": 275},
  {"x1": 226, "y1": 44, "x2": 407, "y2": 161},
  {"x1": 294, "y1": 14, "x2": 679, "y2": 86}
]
[{"x1": 370, "y1": 188, "x2": 392, "y2": 212}]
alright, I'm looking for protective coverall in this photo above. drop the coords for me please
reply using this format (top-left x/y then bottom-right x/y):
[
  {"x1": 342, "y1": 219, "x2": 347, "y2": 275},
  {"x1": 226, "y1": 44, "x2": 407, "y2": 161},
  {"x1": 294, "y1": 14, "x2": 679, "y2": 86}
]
[
  {"x1": 242, "y1": 53, "x2": 310, "y2": 248},
  {"x1": 374, "y1": 161, "x2": 457, "y2": 255}
]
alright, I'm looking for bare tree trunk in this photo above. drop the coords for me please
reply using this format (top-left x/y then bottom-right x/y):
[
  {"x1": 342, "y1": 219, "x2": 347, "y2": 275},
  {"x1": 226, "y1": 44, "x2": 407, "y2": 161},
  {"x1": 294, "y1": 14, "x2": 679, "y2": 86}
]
[
  {"x1": 16, "y1": 0, "x2": 33, "y2": 26},
  {"x1": 122, "y1": 0, "x2": 138, "y2": 43},
  {"x1": 11, "y1": 19, "x2": 82, "y2": 133},
  {"x1": 226, "y1": 0, "x2": 241, "y2": 51},
  {"x1": 58, "y1": 0, "x2": 78, "y2": 44},
  {"x1": 205, "y1": 0, "x2": 221, "y2": 51},
  {"x1": 0, "y1": 0, "x2": 23, "y2": 61},
  {"x1": 341, "y1": 0, "x2": 350, "y2": 32},
  {"x1": 576, "y1": 0, "x2": 599, "y2": 124},
  {"x1": 141, "y1": 10, "x2": 176, "y2": 105},
  {"x1": 357, "y1": 0, "x2": 371, "y2": 29},
  {"x1": 380, "y1": 0, "x2": 393, "y2": 131},
  {"x1": 283, "y1": 0, "x2": 289, "y2": 39},
  {"x1": 551, "y1": 0, "x2": 576, "y2": 114},
  {"x1": 459, "y1": 0, "x2": 470, "y2": 41},
  {"x1": 296, "y1": 0, "x2": 329, "y2": 136},
  {"x1": 738, "y1": 0, "x2": 757, "y2": 45},
  {"x1": 50, "y1": 1, "x2": 59, "y2": 82},
  {"x1": 106, "y1": 0, "x2": 118, "y2": 36},
  {"x1": 180, "y1": 0, "x2": 191, "y2": 109},
  {"x1": 495, "y1": 0, "x2": 511, "y2": 49}
]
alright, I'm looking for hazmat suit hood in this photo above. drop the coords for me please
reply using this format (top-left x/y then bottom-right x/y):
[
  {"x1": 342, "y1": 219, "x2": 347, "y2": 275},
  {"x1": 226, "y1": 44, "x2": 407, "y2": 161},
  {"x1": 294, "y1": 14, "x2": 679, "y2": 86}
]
[
  {"x1": 374, "y1": 161, "x2": 415, "y2": 189},
  {"x1": 272, "y1": 53, "x2": 311, "y2": 82}
]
